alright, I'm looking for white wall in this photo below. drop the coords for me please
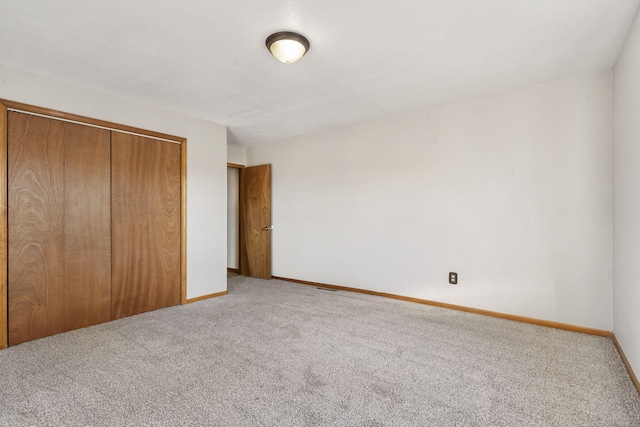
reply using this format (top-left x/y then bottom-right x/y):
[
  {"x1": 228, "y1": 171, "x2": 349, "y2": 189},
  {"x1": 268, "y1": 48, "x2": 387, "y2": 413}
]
[
  {"x1": 227, "y1": 168, "x2": 240, "y2": 269},
  {"x1": 248, "y1": 71, "x2": 613, "y2": 330},
  {"x1": 228, "y1": 144, "x2": 247, "y2": 165},
  {"x1": 613, "y1": 7, "x2": 640, "y2": 380},
  {"x1": 0, "y1": 63, "x2": 228, "y2": 300}
]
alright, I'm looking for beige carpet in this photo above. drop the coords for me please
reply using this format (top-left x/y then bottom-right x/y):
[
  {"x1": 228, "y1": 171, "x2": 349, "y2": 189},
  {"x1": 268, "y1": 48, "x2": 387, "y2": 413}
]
[{"x1": 0, "y1": 275, "x2": 638, "y2": 426}]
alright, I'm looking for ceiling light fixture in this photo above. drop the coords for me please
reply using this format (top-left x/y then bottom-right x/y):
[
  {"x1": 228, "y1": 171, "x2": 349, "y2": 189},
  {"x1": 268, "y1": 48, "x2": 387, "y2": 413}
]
[{"x1": 265, "y1": 31, "x2": 310, "y2": 64}]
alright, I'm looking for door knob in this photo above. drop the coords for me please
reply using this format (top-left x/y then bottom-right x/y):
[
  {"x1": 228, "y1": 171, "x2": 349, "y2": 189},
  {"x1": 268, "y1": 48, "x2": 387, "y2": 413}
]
[{"x1": 263, "y1": 226, "x2": 273, "y2": 231}]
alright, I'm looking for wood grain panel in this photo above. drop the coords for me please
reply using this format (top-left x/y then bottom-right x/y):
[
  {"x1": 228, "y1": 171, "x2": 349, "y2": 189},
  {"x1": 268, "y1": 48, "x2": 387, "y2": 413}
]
[
  {"x1": 149, "y1": 136, "x2": 181, "y2": 310},
  {"x1": 63, "y1": 123, "x2": 111, "y2": 331},
  {"x1": 112, "y1": 132, "x2": 181, "y2": 319},
  {"x1": 239, "y1": 164, "x2": 271, "y2": 279},
  {"x1": 0, "y1": 103, "x2": 7, "y2": 349},
  {"x1": 8, "y1": 112, "x2": 66, "y2": 345}
]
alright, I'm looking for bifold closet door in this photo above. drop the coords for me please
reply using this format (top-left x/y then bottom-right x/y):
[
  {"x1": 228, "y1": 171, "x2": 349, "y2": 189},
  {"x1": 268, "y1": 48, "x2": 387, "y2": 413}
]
[
  {"x1": 111, "y1": 132, "x2": 181, "y2": 319},
  {"x1": 8, "y1": 112, "x2": 111, "y2": 345}
]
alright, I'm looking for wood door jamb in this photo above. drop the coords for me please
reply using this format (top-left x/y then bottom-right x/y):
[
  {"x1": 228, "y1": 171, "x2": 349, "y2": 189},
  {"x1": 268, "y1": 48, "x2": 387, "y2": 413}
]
[
  {"x1": 0, "y1": 99, "x2": 185, "y2": 144},
  {"x1": 0, "y1": 102, "x2": 7, "y2": 349}
]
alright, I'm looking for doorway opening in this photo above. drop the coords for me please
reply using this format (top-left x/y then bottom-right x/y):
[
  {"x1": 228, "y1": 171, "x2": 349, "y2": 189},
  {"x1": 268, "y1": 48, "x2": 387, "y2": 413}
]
[
  {"x1": 227, "y1": 163, "x2": 272, "y2": 279},
  {"x1": 227, "y1": 165, "x2": 241, "y2": 277}
]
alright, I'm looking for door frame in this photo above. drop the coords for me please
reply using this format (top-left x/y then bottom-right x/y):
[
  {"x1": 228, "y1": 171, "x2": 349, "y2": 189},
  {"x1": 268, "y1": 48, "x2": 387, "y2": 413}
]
[
  {"x1": 0, "y1": 102, "x2": 7, "y2": 349},
  {"x1": 227, "y1": 162, "x2": 274, "y2": 279},
  {"x1": 227, "y1": 163, "x2": 245, "y2": 275},
  {"x1": 0, "y1": 99, "x2": 188, "y2": 349}
]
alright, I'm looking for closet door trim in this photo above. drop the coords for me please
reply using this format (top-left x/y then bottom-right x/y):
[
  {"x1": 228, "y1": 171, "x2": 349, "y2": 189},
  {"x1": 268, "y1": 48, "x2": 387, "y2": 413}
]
[
  {"x1": 0, "y1": 100, "x2": 188, "y2": 349},
  {"x1": 1, "y1": 100, "x2": 185, "y2": 144},
  {"x1": 0, "y1": 102, "x2": 7, "y2": 349}
]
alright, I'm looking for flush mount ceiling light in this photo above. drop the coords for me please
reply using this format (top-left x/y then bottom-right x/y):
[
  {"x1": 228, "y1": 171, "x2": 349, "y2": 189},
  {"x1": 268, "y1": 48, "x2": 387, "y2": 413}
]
[{"x1": 265, "y1": 31, "x2": 310, "y2": 64}]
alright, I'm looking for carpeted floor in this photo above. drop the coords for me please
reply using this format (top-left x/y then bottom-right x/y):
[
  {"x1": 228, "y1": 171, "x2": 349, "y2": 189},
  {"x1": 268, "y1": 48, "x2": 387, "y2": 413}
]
[{"x1": 0, "y1": 276, "x2": 639, "y2": 426}]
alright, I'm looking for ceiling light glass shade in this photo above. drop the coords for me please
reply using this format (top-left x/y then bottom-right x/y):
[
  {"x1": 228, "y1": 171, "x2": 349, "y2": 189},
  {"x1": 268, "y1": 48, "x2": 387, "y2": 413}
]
[{"x1": 266, "y1": 32, "x2": 310, "y2": 64}]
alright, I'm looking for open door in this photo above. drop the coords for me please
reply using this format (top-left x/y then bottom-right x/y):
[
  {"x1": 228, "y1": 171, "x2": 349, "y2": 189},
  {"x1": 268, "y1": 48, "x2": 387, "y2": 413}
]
[{"x1": 239, "y1": 164, "x2": 272, "y2": 279}]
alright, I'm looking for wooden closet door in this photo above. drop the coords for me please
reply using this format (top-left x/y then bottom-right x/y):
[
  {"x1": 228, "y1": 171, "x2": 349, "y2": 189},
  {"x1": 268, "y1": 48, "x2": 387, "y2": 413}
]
[
  {"x1": 63, "y1": 122, "x2": 112, "y2": 332},
  {"x1": 111, "y1": 132, "x2": 181, "y2": 319},
  {"x1": 8, "y1": 112, "x2": 111, "y2": 345}
]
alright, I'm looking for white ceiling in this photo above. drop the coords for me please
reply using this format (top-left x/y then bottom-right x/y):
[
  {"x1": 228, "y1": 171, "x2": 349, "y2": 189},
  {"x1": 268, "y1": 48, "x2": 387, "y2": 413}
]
[{"x1": 1, "y1": 1, "x2": 639, "y2": 148}]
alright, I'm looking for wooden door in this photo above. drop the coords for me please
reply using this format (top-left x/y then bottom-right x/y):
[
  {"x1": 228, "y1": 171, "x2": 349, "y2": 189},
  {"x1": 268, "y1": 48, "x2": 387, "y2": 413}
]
[
  {"x1": 7, "y1": 112, "x2": 111, "y2": 345},
  {"x1": 111, "y1": 132, "x2": 181, "y2": 319},
  {"x1": 239, "y1": 164, "x2": 272, "y2": 279},
  {"x1": 63, "y1": 123, "x2": 112, "y2": 332}
]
